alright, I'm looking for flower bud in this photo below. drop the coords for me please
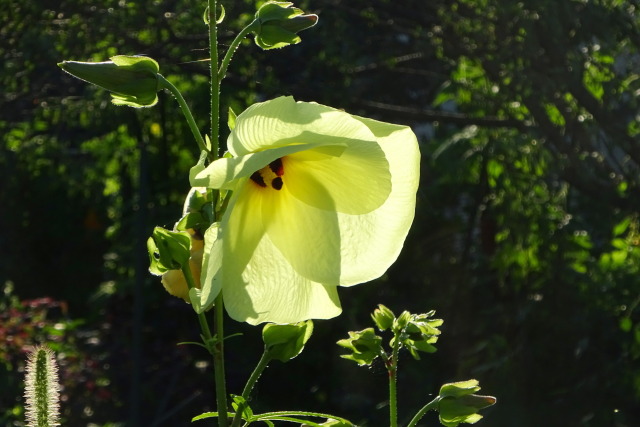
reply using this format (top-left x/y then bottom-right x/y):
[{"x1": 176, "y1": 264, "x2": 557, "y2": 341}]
[
  {"x1": 161, "y1": 232, "x2": 204, "y2": 301},
  {"x1": 262, "y1": 320, "x2": 314, "y2": 362},
  {"x1": 438, "y1": 380, "x2": 496, "y2": 426},
  {"x1": 337, "y1": 328, "x2": 383, "y2": 366},
  {"x1": 371, "y1": 304, "x2": 395, "y2": 330},
  {"x1": 253, "y1": 1, "x2": 318, "y2": 50},
  {"x1": 58, "y1": 55, "x2": 160, "y2": 107}
]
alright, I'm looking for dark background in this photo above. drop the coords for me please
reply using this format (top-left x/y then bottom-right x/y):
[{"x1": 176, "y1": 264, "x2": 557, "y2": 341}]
[{"x1": 2, "y1": 0, "x2": 640, "y2": 426}]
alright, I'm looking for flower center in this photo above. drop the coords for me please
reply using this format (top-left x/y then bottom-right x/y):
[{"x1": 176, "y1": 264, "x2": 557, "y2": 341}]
[{"x1": 250, "y1": 158, "x2": 284, "y2": 190}]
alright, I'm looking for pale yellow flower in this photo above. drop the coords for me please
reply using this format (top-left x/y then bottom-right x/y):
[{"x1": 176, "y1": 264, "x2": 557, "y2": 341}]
[{"x1": 191, "y1": 96, "x2": 420, "y2": 324}]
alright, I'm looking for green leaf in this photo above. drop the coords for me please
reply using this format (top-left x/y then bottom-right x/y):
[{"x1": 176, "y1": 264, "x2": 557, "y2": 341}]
[
  {"x1": 228, "y1": 107, "x2": 237, "y2": 131},
  {"x1": 191, "y1": 411, "x2": 219, "y2": 421},
  {"x1": 613, "y1": 217, "x2": 631, "y2": 236},
  {"x1": 231, "y1": 395, "x2": 253, "y2": 418},
  {"x1": 620, "y1": 317, "x2": 633, "y2": 332},
  {"x1": 217, "y1": 4, "x2": 226, "y2": 24}
]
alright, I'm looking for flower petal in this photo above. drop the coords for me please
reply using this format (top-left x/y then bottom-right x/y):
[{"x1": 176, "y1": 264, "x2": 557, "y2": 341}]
[
  {"x1": 334, "y1": 117, "x2": 421, "y2": 285},
  {"x1": 197, "y1": 222, "x2": 223, "y2": 312},
  {"x1": 190, "y1": 142, "x2": 345, "y2": 190},
  {"x1": 228, "y1": 96, "x2": 377, "y2": 156},
  {"x1": 219, "y1": 182, "x2": 342, "y2": 324},
  {"x1": 284, "y1": 139, "x2": 391, "y2": 215},
  {"x1": 261, "y1": 180, "x2": 342, "y2": 284}
]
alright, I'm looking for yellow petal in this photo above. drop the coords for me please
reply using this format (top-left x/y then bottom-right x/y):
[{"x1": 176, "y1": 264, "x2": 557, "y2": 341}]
[
  {"x1": 335, "y1": 117, "x2": 420, "y2": 285},
  {"x1": 261, "y1": 181, "x2": 342, "y2": 284},
  {"x1": 284, "y1": 139, "x2": 390, "y2": 215},
  {"x1": 197, "y1": 222, "x2": 223, "y2": 312},
  {"x1": 228, "y1": 96, "x2": 376, "y2": 156},
  {"x1": 218, "y1": 182, "x2": 342, "y2": 324},
  {"x1": 190, "y1": 142, "x2": 345, "y2": 190}
]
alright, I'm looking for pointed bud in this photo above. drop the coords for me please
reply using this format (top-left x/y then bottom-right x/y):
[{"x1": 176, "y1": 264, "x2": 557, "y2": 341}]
[
  {"x1": 253, "y1": 1, "x2": 318, "y2": 50},
  {"x1": 371, "y1": 304, "x2": 395, "y2": 330},
  {"x1": 438, "y1": 380, "x2": 496, "y2": 426},
  {"x1": 58, "y1": 55, "x2": 160, "y2": 107},
  {"x1": 263, "y1": 320, "x2": 314, "y2": 362}
]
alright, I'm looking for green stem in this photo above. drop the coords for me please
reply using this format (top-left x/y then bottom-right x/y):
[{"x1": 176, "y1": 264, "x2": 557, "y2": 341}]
[
  {"x1": 157, "y1": 74, "x2": 207, "y2": 154},
  {"x1": 231, "y1": 351, "x2": 271, "y2": 427},
  {"x1": 242, "y1": 351, "x2": 270, "y2": 399},
  {"x1": 213, "y1": 292, "x2": 229, "y2": 427},
  {"x1": 218, "y1": 19, "x2": 260, "y2": 82},
  {"x1": 406, "y1": 396, "x2": 442, "y2": 427},
  {"x1": 209, "y1": 3, "x2": 229, "y2": 425},
  {"x1": 389, "y1": 337, "x2": 401, "y2": 427},
  {"x1": 181, "y1": 265, "x2": 214, "y2": 340},
  {"x1": 209, "y1": 0, "x2": 220, "y2": 160},
  {"x1": 182, "y1": 264, "x2": 225, "y2": 425}
]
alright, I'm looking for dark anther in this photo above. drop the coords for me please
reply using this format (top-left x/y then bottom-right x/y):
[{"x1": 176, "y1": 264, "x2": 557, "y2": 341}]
[
  {"x1": 272, "y1": 177, "x2": 283, "y2": 190},
  {"x1": 250, "y1": 171, "x2": 267, "y2": 187},
  {"x1": 269, "y1": 158, "x2": 284, "y2": 176}
]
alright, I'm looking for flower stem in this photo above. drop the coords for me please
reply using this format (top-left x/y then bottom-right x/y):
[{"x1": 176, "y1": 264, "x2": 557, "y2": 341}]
[
  {"x1": 406, "y1": 396, "x2": 441, "y2": 427},
  {"x1": 181, "y1": 264, "x2": 227, "y2": 426},
  {"x1": 231, "y1": 351, "x2": 271, "y2": 427},
  {"x1": 389, "y1": 336, "x2": 401, "y2": 427},
  {"x1": 218, "y1": 19, "x2": 260, "y2": 82},
  {"x1": 209, "y1": 0, "x2": 220, "y2": 160},
  {"x1": 157, "y1": 74, "x2": 207, "y2": 154},
  {"x1": 213, "y1": 293, "x2": 229, "y2": 427},
  {"x1": 208, "y1": 2, "x2": 229, "y2": 425},
  {"x1": 181, "y1": 265, "x2": 213, "y2": 339}
]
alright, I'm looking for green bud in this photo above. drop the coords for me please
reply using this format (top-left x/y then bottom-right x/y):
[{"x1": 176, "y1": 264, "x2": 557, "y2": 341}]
[
  {"x1": 147, "y1": 226, "x2": 191, "y2": 275},
  {"x1": 337, "y1": 328, "x2": 383, "y2": 366},
  {"x1": 253, "y1": 1, "x2": 318, "y2": 50},
  {"x1": 371, "y1": 304, "x2": 395, "y2": 330},
  {"x1": 58, "y1": 55, "x2": 160, "y2": 107},
  {"x1": 393, "y1": 310, "x2": 412, "y2": 332},
  {"x1": 176, "y1": 187, "x2": 215, "y2": 236},
  {"x1": 391, "y1": 310, "x2": 443, "y2": 360},
  {"x1": 263, "y1": 320, "x2": 314, "y2": 362},
  {"x1": 438, "y1": 380, "x2": 496, "y2": 427}
]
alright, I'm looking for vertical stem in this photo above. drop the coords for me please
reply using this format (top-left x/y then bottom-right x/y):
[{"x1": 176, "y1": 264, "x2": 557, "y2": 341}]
[
  {"x1": 209, "y1": 0, "x2": 220, "y2": 160},
  {"x1": 213, "y1": 293, "x2": 229, "y2": 426},
  {"x1": 208, "y1": 2, "x2": 228, "y2": 425},
  {"x1": 389, "y1": 337, "x2": 401, "y2": 427},
  {"x1": 182, "y1": 264, "x2": 227, "y2": 426}
]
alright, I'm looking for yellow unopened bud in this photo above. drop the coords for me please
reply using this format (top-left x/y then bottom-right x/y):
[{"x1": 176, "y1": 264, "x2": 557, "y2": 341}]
[{"x1": 161, "y1": 231, "x2": 204, "y2": 301}]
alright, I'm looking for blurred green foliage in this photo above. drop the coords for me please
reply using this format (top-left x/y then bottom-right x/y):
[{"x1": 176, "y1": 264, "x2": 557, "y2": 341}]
[{"x1": 2, "y1": 0, "x2": 640, "y2": 426}]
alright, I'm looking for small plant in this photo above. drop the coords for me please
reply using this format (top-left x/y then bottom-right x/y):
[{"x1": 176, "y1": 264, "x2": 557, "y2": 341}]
[{"x1": 24, "y1": 346, "x2": 61, "y2": 427}]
